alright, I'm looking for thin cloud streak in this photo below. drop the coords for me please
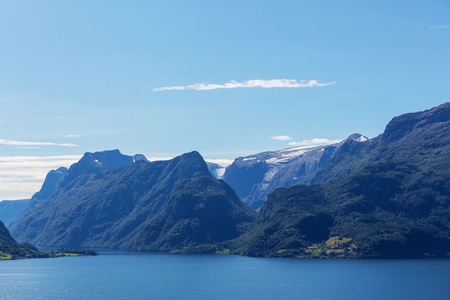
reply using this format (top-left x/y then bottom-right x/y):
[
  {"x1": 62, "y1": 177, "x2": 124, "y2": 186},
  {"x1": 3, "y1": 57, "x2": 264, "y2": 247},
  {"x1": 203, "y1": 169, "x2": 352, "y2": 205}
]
[
  {"x1": 428, "y1": 25, "x2": 450, "y2": 30},
  {"x1": 0, "y1": 155, "x2": 81, "y2": 200},
  {"x1": 288, "y1": 138, "x2": 342, "y2": 147},
  {"x1": 0, "y1": 155, "x2": 82, "y2": 162},
  {"x1": 0, "y1": 139, "x2": 79, "y2": 147},
  {"x1": 153, "y1": 79, "x2": 336, "y2": 91},
  {"x1": 271, "y1": 135, "x2": 293, "y2": 141}
]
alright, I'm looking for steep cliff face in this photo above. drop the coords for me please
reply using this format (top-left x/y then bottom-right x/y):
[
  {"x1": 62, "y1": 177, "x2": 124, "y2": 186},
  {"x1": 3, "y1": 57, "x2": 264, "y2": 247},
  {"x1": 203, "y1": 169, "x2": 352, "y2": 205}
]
[
  {"x1": 223, "y1": 134, "x2": 368, "y2": 210},
  {"x1": 28, "y1": 167, "x2": 67, "y2": 209},
  {"x1": 381, "y1": 102, "x2": 450, "y2": 144},
  {"x1": 6, "y1": 167, "x2": 67, "y2": 230}
]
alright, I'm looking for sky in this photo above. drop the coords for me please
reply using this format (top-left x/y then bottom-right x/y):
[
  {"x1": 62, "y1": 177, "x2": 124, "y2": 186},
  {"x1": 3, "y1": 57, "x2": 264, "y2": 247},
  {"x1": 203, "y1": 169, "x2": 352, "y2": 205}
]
[{"x1": 0, "y1": 0, "x2": 449, "y2": 200}]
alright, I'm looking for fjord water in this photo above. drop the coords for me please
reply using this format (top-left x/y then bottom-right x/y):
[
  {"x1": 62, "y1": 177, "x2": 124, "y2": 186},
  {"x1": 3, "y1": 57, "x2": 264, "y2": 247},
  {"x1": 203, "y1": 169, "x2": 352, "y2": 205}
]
[{"x1": 1, "y1": 252, "x2": 449, "y2": 300}]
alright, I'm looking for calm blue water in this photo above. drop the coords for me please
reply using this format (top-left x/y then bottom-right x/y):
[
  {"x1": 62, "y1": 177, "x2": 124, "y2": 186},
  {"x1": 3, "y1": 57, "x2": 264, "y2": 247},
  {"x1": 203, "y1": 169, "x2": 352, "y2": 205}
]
[{"x1": 0, "y1": 251, "x2": 449, "y2": 300}]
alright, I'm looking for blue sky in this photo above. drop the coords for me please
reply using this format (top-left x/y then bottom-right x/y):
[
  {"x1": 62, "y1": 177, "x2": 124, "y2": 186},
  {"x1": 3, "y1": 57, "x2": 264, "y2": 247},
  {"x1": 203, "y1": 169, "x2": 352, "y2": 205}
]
[{"x1": 0, "y1": 0, "x2": 449, "y2": 199}]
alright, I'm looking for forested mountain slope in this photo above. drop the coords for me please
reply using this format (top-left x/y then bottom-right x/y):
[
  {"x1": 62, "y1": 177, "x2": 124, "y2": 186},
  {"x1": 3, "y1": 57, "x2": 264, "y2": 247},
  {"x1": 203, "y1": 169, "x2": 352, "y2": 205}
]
[
  {"x1": 233, "y1": 103, "x2": 450, "y2": 258},
  {"x1": 11, "y1": 151, "x2": 255, "y2": 251}
]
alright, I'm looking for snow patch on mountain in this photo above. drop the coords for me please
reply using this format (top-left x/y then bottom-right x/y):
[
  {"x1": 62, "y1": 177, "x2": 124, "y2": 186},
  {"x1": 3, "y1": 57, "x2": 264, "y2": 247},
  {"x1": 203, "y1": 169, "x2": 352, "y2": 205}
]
[
  {"x1": 347, "y1": 133, "x2": 369, "y2": 143},
  {"x1": 133, "y1": 154, "x2": 149, "y2": 163},
  {"x1": 206, "y1": 162, "x2": 226, "y2": 179},
  {"x1": 222, "y1": 141, "x2": 346, "y2": 210}
]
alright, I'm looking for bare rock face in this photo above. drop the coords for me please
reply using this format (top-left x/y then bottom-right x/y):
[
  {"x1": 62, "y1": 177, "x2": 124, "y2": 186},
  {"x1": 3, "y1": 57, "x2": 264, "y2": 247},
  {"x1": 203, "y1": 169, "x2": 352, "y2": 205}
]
[
  {"x1": 59, "y1": 149, "x2": 134, "y2": 187},
  {"x1": 222, "y1": 142, "x2": 347, "y2": 210}
]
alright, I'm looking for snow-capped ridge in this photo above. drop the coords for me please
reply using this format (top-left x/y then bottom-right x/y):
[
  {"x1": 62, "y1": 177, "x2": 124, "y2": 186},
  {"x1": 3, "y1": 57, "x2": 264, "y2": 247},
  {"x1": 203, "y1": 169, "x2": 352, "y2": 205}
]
[
  {"x1": 133, "y1": 154, "x2": 149, "y2": 163},
  {"x1": 223, "y1": 141, "x2": 343, "y2": 210},
  {"x1": 346, "y1": 133, "x2": 369, "y2": 142}
]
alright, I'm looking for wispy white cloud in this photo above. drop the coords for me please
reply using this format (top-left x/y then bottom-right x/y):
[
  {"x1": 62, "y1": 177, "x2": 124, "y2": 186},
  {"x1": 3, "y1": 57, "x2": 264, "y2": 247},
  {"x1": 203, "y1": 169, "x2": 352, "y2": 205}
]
[
  {"x1": 428, "y1": 25, "x2": 450, "y2": 31},
  {"x1": 153, "y1": 79, "x2": 336, "y2": 91},
  {"x1": 288, "y1": 138, "x2": 342, "y2": 147},
  {"x1": 0, "y1": 155, "x2": 82, "y2": 164},
  {"x1": 65, "y1": 134, "x2": 81, "y2": 138},
  {"x1": 0, "y1": 139, "x2": 79, "y2": 147},
  {"x1": 0, "y1": 155, "x2": 81, "y2": 200},
  {"x1": 18, "y1": 147, "x2": 41, "y2": 150},
  {"x1": 271, "y1": 135, "x2": 293, "y2": 141}
]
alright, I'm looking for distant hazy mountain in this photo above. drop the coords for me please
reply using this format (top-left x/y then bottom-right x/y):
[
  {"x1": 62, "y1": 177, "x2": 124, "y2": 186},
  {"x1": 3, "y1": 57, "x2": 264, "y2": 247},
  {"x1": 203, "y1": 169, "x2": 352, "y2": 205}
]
[
  {"x1": 0, "y1": 199, "x2": 30, "y2": 227},
  {"x1": 5, "y1": 167, "x2": 67, "y2": 229},
  {"x1": 222, "y1": 134, "x2": 368, "y2": 210},
  {"x1": 233, "y1": 103, "x2": 450, "y2": 258},
  {"x1": 11, "y1": 151, "x2": 255, "y2": 251},
  {"x1": 27, "y1": 167, "x2": 67, "y2": 209}
]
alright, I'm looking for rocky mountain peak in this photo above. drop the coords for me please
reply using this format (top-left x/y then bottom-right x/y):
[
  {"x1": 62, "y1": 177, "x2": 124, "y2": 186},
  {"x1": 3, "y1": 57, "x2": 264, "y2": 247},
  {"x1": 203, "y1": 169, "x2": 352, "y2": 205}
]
[
  {"x1": 60, "y1": 149, "x2": 134, "y2": 186},
  {"x1": 346, "y1": 133, "x2": 369, "y2": 142},
  {"x1": 133, "y1": 154, "x2": 149, "y2": 163},
  {"x1": 382, "y1": 102, "x2": 450, "y2": 143},
  {"x1": 28, "y1": 167, "x2": 68, "y2": 207}
]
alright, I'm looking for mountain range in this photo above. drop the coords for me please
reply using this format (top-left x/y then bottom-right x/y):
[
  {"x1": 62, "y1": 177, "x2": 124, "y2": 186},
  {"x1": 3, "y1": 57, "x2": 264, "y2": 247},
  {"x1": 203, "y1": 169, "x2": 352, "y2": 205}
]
[
  {"x1": 5, "y1": 102, "x2": 450, "y2": 259},
  {"x1": 232, "y1": 102, "x2": 450, "y2": 258},
  {"x1": 10, "y1": 150, "x2": 255, "y2": 251},
  {"x1": 304, "y1": 102, "x2": 450, "y2": 185},
  {"x1": 222, "y1": 134, "x2": 367, "y2": 210}
]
